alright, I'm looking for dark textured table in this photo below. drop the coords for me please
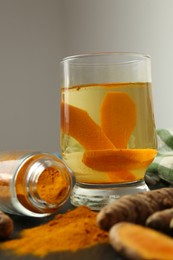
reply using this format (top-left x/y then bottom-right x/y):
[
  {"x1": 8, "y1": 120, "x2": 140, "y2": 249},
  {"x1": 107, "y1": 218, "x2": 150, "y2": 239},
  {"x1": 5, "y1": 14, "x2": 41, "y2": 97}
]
[{"x1": 0, "y1": 198, "x2": 122, "y2": 260}]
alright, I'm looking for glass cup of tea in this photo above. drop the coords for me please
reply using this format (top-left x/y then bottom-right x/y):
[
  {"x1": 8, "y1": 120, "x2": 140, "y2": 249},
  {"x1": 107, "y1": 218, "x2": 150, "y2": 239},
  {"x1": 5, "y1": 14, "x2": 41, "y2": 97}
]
[{"x1": 60, "y1": 52, "x2": 157, "y2": 210}]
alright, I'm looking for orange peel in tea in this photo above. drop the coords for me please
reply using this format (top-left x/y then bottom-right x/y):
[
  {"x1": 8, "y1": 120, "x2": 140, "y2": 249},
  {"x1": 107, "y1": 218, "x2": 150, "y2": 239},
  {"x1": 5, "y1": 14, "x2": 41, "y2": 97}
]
[
  {"x1": 106, "y1": 170, "x2": 137, "y2": 183},
  {"x1": 100, "y1": 92, "x2": 136, "y2": 148},
  {"x1": 61, "y1": 90, "x2": 156, "y2": 183},
  {"x1": 61, "y1": 102, "x2": 114, "y2": 150},
  {"x1": 82, "y1": 149, "x2": 157, "y2": 172}
]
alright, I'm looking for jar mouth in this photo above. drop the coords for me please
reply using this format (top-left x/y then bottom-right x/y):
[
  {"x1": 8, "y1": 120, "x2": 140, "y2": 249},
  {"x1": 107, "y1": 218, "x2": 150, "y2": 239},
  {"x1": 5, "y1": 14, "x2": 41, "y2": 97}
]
[
  {"x1": 11, "y1": 154, "x2": 72, "y2": 216},
  {"x1": 26, "y1": 158, "x2": 72, "y2": 211},
  {"x1": 61, "y1": 52, "x2": 151, "y2": 66}
]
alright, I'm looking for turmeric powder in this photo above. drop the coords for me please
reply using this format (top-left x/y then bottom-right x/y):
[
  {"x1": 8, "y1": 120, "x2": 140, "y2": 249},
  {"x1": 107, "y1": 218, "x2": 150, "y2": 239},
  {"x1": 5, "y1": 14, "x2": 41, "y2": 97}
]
[
  {"x1": 36, "y1": 167, "x2": 69, "y2": 205},
  {"x1": 1, "y1": 206, "x2": 108, "y2": 257}
]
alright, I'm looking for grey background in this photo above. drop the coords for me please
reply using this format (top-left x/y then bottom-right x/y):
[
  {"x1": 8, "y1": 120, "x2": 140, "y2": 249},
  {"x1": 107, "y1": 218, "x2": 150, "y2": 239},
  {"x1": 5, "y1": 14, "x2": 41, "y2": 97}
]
[{"x1": 0, "y1": 0, "x2": 172, "y2": 153}]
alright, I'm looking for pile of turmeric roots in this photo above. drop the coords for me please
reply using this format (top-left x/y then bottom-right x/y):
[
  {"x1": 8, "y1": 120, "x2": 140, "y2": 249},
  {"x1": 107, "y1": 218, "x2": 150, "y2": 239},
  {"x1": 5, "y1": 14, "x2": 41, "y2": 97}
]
[{"x1": 97, "y1": 187, "x2": 173, "y2": 259}]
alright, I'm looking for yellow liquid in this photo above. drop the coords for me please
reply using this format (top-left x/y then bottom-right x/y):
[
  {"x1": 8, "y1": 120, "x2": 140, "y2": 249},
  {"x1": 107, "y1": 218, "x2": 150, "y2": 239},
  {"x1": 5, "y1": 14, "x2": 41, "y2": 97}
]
[{"x1": 61, "y1": 82, "x2": 157, "y2": 184}]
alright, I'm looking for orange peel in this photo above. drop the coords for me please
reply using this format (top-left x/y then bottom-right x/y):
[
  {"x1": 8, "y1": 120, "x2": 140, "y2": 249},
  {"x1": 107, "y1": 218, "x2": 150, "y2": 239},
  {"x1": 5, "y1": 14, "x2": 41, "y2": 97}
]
[
  {"x1": 100, "y1": 92, "x2": 136, "y2": 148},
  {"x1": 82, "y1": 149, "x2": 157, "y2": 171},
  {"x1": 61, "y1": 102, "x2": 114, "y2": 150}
]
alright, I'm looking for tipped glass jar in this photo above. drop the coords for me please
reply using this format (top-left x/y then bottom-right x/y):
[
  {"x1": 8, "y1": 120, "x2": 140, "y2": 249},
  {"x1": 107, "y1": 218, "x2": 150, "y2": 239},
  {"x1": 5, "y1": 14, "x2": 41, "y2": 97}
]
[{"x1": 0, "y1": 151, "x2": 72, "y2": 217}]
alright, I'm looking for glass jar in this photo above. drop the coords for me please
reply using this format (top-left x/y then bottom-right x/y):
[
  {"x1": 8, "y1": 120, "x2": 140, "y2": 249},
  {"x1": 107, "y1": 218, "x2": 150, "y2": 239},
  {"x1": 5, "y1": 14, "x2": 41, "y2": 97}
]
[{"x1": 0, "y1": 151, "x2": 72, "y2": 217}]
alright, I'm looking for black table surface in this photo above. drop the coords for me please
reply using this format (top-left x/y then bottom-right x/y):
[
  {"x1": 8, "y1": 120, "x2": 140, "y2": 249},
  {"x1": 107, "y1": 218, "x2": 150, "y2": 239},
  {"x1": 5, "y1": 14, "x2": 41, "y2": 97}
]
[{"x1": 0, "y1": 198, "x2": 123, "y2": 260}]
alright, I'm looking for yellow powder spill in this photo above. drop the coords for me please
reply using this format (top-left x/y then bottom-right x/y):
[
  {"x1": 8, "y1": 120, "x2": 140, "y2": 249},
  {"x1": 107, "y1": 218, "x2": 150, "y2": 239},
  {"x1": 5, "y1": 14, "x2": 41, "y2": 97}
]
[
  {"x1": 37, "y1": 167, "x2": 69, "y2": 205},
  {"x1": 1, "y1": 207, "x2": 108, "y2": 257}
]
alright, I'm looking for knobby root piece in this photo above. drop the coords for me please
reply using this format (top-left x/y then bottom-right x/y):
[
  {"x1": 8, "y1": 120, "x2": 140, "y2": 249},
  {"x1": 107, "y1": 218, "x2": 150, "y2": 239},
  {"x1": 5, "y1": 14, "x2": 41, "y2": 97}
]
[
  {"x1": 170, "y1": 217, "x2": 173, "y2": 229},
  {"x1": 100, "y1": 92, "x2": 136, "y2": 148},
  {"x1": 146, "y1": 208, "x2": 173, "y2": 233},
  {"x1": 61, "y1": 102, "x2": 115, "y2": 150},
  {"x1": 109, "y1": 222, "x2": 173, "y2": 260},
  {"x1": 0, "y1": 211, "x2": 14, "y2": 239},
  {"x1": 83, "y1": 148, "x2": 157, "y2": 171},
  {"x1": 97, "y1": 187, "x2": 173, "y2": 231}
]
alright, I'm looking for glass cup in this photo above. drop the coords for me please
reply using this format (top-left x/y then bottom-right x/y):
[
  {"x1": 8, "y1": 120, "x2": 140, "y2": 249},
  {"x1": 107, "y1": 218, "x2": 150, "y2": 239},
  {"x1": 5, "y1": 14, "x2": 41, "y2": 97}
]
[{"x1": 60, "y1": 52, "x2": 157, "y2": 210}]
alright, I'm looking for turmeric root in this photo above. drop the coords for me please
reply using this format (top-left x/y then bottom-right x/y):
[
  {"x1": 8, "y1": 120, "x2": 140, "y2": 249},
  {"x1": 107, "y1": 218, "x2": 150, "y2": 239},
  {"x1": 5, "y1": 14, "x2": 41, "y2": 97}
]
[
  {"x1": 109, "y1": 222, "x2": 173, "y2": 260},
  {"x1": 0, "y1": 211, "x2": 13, "y2": 239},
  {"x1": 97, "y1": 187, "x2": 173, "y2": 231},
  {"x1": 146, "y1": 208, "x2": 173, "y2": 233}
]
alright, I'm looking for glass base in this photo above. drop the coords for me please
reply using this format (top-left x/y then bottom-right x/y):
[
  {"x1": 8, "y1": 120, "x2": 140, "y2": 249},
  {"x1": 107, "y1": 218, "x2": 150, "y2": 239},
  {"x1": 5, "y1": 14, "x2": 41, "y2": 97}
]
[{"x1": 70, "y1": 180, "x2": 149, "y2": 211}]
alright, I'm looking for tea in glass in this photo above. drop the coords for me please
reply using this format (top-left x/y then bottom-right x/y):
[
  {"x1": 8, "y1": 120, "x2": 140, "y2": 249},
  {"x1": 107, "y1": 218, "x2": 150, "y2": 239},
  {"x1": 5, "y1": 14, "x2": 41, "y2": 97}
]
[{"x1": 60, "y1": 53, "x2": 157, "y2": 210}]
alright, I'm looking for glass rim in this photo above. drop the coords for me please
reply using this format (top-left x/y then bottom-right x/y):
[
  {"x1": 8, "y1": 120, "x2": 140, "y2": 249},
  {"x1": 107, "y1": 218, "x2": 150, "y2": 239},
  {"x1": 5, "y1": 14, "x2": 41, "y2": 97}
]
[{"x1": 61, "y1": 52, "x2": 151, "y2": 65}]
